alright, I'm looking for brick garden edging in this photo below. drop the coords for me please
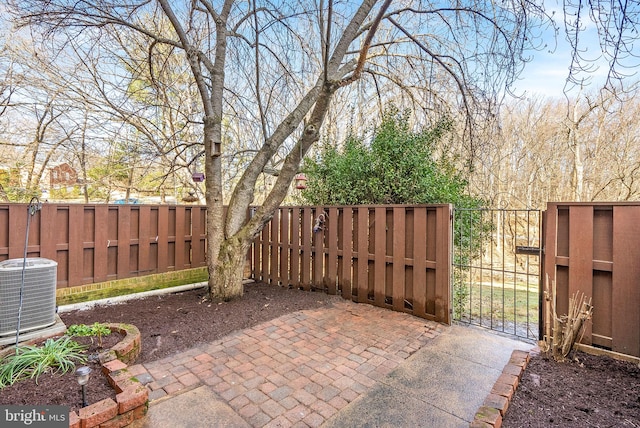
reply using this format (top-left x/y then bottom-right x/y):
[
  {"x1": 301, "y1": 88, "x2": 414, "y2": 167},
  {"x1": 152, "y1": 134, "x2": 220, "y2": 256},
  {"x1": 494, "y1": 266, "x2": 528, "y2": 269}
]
[
  {"x1": 68, "y1": 323, "x2": 149, "y2": 428},
  {"x1": 470, "y1": 348, "x2": 536, "y2": 428}
]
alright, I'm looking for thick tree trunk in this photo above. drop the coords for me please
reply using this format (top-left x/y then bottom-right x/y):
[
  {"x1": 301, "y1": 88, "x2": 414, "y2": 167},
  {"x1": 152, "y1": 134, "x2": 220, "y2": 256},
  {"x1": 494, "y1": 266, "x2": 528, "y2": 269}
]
[{"x1": 210, "y1": 236, "x2": 250, "y2": 301}]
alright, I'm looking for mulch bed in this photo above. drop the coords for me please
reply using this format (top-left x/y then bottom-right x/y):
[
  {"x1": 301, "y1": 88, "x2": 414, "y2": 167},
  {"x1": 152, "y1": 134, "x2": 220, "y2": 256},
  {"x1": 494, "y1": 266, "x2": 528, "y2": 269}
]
[{"x1": 503, "y1": 350, "x2": 640, "y2": 427}]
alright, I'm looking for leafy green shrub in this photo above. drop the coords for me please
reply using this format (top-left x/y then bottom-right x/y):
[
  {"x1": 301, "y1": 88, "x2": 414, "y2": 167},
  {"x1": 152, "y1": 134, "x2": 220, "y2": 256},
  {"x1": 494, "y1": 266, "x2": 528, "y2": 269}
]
[
  {"x1": 300, "y1": 106, "x2": 479, "y2": 208},
  {"x1": 66, "y1": 322, "x2": 112, "y2": 347},
  {"x1": 0, "y1": 336, "x2": 87, "y2": 387}
]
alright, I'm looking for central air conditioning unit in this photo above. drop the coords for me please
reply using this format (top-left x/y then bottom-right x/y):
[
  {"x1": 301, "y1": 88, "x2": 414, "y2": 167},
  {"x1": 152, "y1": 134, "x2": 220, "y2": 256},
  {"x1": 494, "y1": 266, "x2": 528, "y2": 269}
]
[{"x1": 0, "y1": 258, "x2": 58, "y2": 337}]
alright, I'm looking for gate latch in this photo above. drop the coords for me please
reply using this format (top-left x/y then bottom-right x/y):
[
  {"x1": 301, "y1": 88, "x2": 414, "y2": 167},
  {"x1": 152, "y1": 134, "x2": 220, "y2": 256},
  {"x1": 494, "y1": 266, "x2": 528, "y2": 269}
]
[{"x1": 515, "y1": 246, "x2": 541, "y2": 255}]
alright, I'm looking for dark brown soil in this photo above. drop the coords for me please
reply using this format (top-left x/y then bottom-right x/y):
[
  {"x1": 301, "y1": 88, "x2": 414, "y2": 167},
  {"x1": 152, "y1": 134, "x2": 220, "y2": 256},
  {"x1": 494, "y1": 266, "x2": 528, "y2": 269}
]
[
  {"x1": 1, "y1": 282, "x2": 341, "y2": 412},
  {"x1": 503, "y1": 351, "x2": 640, "y2": 427}
]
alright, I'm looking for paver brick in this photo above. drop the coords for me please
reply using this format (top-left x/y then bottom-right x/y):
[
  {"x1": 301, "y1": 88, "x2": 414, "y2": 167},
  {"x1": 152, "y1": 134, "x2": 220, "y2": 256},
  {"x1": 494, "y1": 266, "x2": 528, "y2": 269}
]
[
  {"x1": 261, "y1": 399, "x2": 286, "y2": 418},
  {"x1": 284, "y1": 404, "x2": 309, "y2": 423},
  {"x1": 238, "y1": 403, "x2": 260, "y2": 419},
  {"x1": 248, "y1": 411, "x2": 271, "y2": 427},
  {"x1": 495, "y1": 373, "x2": 519, "y2": 390},
  {"x1": 245, "y1": 389, "x2": 269, "y2": 404},
  {"x1": 292, "y1": 389, "x2": 316, "y2": 406},
  {"x1": 303, "y1": 412, "x2": 325, "y2": 428},
  {"x1": 475, "y1": 405, "x2": 502, "y2": 428},
  {"x1": 502, "y1": 363, "x2": 524, "y2": 378},
  {"x1": 311, "y1": 400, "x2": 338, "y2": 419},
  {"x1": 491, "y1": 381, "x2": 515, "y2": 400},
  {"x1": 78, "y1": 398, "x2": 118, "y2": 428},
  {"x1": 484, "y1": 393, "x2": 510, "y2": 416},
  {"x1": 163, "y1": 382, "x2": 184, "y2": 395},
  {"x1": 268, "y1": 385, "x2": 293, "y2": 401}
]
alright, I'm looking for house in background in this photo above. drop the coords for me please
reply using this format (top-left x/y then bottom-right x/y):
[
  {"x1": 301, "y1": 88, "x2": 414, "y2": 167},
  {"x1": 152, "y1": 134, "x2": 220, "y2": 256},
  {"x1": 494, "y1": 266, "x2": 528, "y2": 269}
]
[{"x1": 47, "y1": 163, "x2": 78, "y2": 189}]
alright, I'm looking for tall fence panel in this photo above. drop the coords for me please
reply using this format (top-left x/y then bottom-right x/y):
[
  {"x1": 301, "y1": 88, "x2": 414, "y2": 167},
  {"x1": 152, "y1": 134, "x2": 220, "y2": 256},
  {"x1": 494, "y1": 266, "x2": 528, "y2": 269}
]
[
  {"x1": 544, "y1": 202, "x2": 640, "y2": 358},
  {"x1": 0, "y1": 203, "x2": 207, "y2": 289},
  {"x1": 251, "y1": 205, "x2": 452, "y2": 324}
]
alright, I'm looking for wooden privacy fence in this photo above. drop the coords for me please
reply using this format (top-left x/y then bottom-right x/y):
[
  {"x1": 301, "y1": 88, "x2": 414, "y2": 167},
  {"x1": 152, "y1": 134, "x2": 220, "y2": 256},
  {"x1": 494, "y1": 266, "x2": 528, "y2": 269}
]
[
  {"x1": 251, "y1": 205, "x2": 453, "y2": 324},
  {"x1": 544, "y1": 202, "x2": 640, "y2": 358},
  {"x1": 0, "y1": 203, "x2": 207, "y2": 289}
]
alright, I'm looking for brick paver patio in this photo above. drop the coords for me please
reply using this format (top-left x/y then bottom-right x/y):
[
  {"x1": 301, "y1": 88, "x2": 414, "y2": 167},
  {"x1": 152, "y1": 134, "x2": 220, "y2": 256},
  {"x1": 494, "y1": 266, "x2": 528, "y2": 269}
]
[{"x1": 128, "y1": 300, "x2": 442, "y2": 427}]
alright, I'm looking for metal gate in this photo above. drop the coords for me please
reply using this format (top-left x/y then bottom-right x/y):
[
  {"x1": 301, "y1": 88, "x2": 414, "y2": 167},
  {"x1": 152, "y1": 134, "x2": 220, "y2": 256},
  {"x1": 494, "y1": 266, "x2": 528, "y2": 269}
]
[{"x1": 452, "y1": 208, "x2": 542, "y2": 340}]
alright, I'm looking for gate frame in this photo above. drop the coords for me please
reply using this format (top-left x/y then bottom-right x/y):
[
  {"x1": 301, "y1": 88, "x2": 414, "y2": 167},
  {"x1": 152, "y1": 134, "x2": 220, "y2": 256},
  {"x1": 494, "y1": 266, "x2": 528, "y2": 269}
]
[{"x1": 451, "y1": 207, "x2": 543, "y2": 340}]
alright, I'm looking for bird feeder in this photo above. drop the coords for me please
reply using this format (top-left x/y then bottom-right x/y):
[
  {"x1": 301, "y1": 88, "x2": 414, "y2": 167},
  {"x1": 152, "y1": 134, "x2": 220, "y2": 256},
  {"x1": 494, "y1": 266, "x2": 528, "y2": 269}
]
[
  {"x1": 294, "y1": 173, "x2": 307, "y2": 190},
  {"x1": 192, "y1": 172, "x2": 205, "y2": 182}
]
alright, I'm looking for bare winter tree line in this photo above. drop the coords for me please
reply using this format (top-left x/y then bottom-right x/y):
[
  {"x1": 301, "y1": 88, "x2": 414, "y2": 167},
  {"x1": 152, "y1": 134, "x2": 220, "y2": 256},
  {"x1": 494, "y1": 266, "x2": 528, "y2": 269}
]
[
  {"x1": 0, "y1": 0, "x2": 638, "y2": 299},
  {"x1": 471, "y1": 85, "x2": 640, "y2": 209}
]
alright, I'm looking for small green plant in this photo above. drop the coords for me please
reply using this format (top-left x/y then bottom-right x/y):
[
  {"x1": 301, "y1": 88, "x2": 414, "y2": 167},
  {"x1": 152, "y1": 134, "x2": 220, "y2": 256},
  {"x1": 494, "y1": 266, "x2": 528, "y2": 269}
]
[
  {"x1": 0, "y1": 336, "x2": 87, "y2": 388},
  {"x1": 66, "y1": 322, "x2": 112, "y2": 347}
]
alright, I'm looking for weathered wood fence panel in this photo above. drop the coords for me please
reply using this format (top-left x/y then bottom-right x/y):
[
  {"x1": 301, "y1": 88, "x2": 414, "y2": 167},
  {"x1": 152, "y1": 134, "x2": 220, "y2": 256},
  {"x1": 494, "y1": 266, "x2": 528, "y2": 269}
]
[
  {"x1": 0, "y1": 204, "x2": 207, "y2": 289},
  {"x1": 544, "y1": 202, "x2": 640, "y2": 358},
  {"x1": 251, "y1": 205, "x2": 453, "y2": 324}
]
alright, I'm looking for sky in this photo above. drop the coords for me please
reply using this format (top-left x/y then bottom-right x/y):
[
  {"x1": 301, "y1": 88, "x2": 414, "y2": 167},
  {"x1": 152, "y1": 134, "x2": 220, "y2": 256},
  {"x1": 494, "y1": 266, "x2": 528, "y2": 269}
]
[{"x1": 512, "y1": 2, "x2": 638, "y2": 98}]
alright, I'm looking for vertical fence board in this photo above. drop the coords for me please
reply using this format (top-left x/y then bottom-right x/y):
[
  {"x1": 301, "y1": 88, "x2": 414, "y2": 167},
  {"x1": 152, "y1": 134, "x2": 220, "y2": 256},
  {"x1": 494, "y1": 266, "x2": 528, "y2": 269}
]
[
  {"x1": 39, "y1": 204, "x2": 57, "y2": 260},
  {"x1": 93, "y1": 205, "x2": 109, "y2": 283},
  {"x1": 568, "y1": 206, "x2": 594, "y2": 343},
  {"x1": 68, "y1": 205, "x2": 84, "y2": 286},
  {"x1": 392, "y1": 208, "x2": 405, "y2": 311},
  {"x1": 190, "y1": 207, "x2": 202, "y2": 266},
  {"x1": 435, "y1": 206, "x2": 451, "y2": 324},
  {"x1": 374, "y1": 207, "x2": 386, "y2": 306},
  {"x1": 173, "y1": 207, "x2": 186, "y2": 270},
  {"x1": 270, "y1": 209, "x2": 280, "y2": 285},
  {"x1": 301, "y1": 208, "x2": 312, "y2": 290},
  {"x1": 157, "y1": 206, "x2": 169, "y2": 272},
  {"x1": 312, "y1": 208, "x2": 324, "y2": 289},
  {"x1": 290, "y1": 208, "x2": 300, "y2": 287},
  {"x1": 280, "y1": 208, "x2": 290, "y2": 286},
  {"x1": 138, "y1": 206, "x2": 151, "y2": 275},
  {"x1": 357, "y1": 207, "x2": 369, "y2": 303},
  {"x1": 0, "y1": 206, "x2": 8, "y2": 258},
  {"x1": 340, "y1": 208, "x2": 353, "y2": 299},
  {"x1": 117, "y1": 207, "x2": 131, "y2": 278},
  {"x1": 326, "y1": 207, "x2": 338, "y2": 294},
  {"x1": 426, "y1": 209, "x2": 438, "y2": 317},
  {"x1": 9, "y1": 205, "x2": 26, "y2": 259},
  {"x1": 413, "y1": 207, "x2": 428, "y2": 318},
  {"x1": 612, "y1": 206, "x2": 640, "y2": 357}
]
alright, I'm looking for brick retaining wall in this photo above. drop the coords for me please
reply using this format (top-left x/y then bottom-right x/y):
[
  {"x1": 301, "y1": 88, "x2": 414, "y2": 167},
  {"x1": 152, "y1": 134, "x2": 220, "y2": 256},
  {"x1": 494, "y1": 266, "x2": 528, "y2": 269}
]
[{"x1": 69, "y1": 324, "x2": 148, "y2": 428}]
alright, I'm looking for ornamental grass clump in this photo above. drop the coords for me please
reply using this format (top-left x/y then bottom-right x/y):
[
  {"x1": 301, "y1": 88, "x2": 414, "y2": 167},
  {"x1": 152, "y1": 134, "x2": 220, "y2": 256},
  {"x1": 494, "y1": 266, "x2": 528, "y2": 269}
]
[{"x1": 0, "y1": 336, "x2": 87, "y2": 387}]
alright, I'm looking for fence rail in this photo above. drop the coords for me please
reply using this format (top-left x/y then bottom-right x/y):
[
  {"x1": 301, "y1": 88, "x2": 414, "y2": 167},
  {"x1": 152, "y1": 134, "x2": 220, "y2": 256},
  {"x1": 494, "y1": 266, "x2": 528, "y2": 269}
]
[
  {"x1": 0, "y1": 203, "x2": 207, "y2": 289},
  {"x1": 544, "y1": 202, "x2": 640, "y2": 358},
  {"x1": 251, "y1": 205, "x2": 453, "y2": 324}
]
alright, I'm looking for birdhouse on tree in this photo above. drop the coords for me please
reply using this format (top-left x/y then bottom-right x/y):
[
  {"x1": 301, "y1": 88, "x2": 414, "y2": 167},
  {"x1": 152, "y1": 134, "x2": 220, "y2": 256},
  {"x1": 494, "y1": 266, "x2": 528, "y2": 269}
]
[{"x1": 294, "y1": 173, "x2": 307, "y2": 189}]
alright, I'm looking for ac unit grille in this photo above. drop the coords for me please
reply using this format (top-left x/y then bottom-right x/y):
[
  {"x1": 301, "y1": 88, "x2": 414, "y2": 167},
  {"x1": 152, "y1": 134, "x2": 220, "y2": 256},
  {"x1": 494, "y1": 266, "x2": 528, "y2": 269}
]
[{"x1": 0, "y1": 258, "x2": 58, "y2": 337}]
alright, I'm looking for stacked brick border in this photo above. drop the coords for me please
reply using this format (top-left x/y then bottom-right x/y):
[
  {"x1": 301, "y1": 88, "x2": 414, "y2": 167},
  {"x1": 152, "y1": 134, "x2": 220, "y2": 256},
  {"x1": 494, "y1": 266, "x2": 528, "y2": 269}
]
[
  {"x1": 470, "y1": 349, "x2": 536, "y2": 428},
  {"x1": 69, "y1": 323, "x2": 149, "y2": 428}
]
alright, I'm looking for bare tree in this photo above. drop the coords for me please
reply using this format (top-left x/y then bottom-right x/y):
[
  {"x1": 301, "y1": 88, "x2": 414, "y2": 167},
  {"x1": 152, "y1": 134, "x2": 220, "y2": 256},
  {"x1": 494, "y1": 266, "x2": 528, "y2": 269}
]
[
  {"x1": 473, "y1": 82, "x2": 640, "y2": 209},
  {"x1": 562, "y1": 0, "x2": 640, "y2": 94},
  {"x1": 9, "y1": 0, "x2": 559, "y2": 300}
]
